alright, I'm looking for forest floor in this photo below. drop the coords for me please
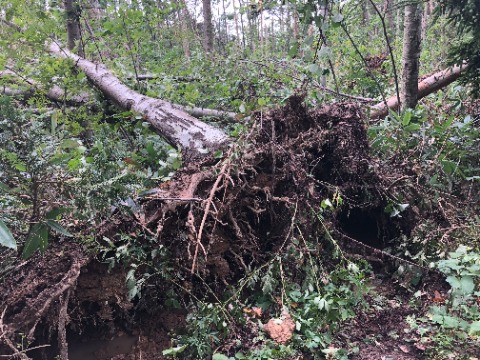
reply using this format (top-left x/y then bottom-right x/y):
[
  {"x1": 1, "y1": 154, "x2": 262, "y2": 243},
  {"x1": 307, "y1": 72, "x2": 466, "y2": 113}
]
[{"x1": 3, "y1": 249, "x2": 455, "y2": 360}]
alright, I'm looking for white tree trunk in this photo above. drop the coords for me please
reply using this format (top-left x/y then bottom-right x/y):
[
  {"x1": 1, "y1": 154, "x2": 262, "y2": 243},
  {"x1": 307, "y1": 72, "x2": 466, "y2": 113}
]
[{"x1": 48, "y1": 42, "x2": 230, "y2": 158}]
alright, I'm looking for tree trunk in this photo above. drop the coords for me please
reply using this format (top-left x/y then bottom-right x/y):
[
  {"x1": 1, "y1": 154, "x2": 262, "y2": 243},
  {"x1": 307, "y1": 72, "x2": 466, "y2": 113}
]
[
  {"x1": 400, "y1": 3, "x2": 422, "y2": 110},
  {"x1": 179, "y1": 0, "x2": 191, "y2": 58},
  {"x1": 383, "y1": 0, "x2": 395, "y2": 48},
  {"x1": 422, "y1": 0, "x2": 432, "y2": 39},
  {"x1": 85, "y1": 0, "x2": 103, "y2": 21},
  {"x1": 202, "y1": 0, "x2": 214, "y2": 53},
  {"x1": 64, "y1": 0, "x2": 84, "y2": 57},
  {"x1": 233, "y1": 0, "x2": 241, "y2": 52},
  {"x1": 48, "y1": 42, "x2": 229, "y2": 158}
]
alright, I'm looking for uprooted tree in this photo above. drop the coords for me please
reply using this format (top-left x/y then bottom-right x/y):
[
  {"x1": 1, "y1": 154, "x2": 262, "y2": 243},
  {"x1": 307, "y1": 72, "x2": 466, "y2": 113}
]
[
  {"x1": 0, "y1": 1, "x2": 477, "y2": 358},
  {"x1": 0, "y1": 40, "x2": 470, "y2": 359}
]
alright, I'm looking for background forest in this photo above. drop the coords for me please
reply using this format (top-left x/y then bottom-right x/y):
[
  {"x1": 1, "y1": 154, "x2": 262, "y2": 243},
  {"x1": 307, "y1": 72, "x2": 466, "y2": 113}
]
[{"x1": 0, "y1": 0, "x2": 479, "y2": 359}]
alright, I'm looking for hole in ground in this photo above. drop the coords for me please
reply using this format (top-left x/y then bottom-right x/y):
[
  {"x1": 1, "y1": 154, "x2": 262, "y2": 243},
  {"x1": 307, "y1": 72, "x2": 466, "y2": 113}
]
[{"x1": 337, "y1": 207, "x2": 397, "y2": 249}]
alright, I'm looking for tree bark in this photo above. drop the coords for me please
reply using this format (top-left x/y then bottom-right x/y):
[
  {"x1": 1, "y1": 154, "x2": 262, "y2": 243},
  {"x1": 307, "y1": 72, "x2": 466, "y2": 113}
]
[
  {"x1": 383, "y1": 0, "x2": 395, "y2": 48},
  {"x1": 371, "y1": 64, "x2": 468, "y2": 118},
  {"x1": 178, "y1": 0, "x2": 191, "y2": 58},
  {"x1": 202, "y1": 0, "x2": 214, "y2": 53},
  {"x1": 64, "y1": 0, "x2": 84, "y2": 57},
  {"x1": 400, "y1": 3, "x2": 422, "y2": 110},
  {"x1": 48, "y1": 42, "x2": 230, "y2": 158}
]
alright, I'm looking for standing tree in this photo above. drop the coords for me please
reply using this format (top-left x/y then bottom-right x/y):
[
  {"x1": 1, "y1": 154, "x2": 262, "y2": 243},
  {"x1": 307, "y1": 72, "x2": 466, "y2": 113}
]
[
  {"x1": 202, "y1": 0, "x2": 214, "y2": 53},
  {"x1": 64, "y1": 0, "x2": 84, "y2": 57},
  {"x1": 400, "y1": 2, "x2": 422, "y2": 110}
]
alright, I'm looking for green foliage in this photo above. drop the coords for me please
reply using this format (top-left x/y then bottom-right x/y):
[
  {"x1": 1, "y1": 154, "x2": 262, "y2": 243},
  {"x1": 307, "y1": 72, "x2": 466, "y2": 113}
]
[
  {"x1": 164, "y1": 214, "x2": 370, "y2": 359},
  {"x1": 0, "y1": 219, "x2": 16, "y2": 250},
  {"x1": 437, "y1": 0, "x2": 480, "y2": 95},
  {"x1": 289, "y1": 264, "x2": 368, "y2": 355},
  {"x1": 369, "y1": 95, "x2": 480, "y2": 196},
  {"x1": 437, "y1": 246, "x2": 480, "y2": 307},
  {"x1": 407, "y1": 246, "x2": 480, "y2": 356},
  {"x1": 0, "y1": 95, "x2": 178, "y2": 257}
]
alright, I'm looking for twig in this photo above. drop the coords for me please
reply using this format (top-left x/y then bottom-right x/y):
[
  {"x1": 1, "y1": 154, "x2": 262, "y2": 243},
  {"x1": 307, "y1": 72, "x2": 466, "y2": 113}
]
[
  {"x1": 367, "y1": 0, "x2": 401, "y2": 109},
  {"x1": 340, "y1": 23, "x2": 387, "y2": 105},
  {"x1": 312, "y1": 81, "x2": 376, "y2": 102},
  {"x1": 336, "y1": 230, "x2": 431, "y2": 271}
]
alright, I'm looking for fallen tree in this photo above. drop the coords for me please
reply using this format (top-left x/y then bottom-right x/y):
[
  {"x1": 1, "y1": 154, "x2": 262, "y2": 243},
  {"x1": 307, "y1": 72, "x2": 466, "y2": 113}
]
[
  {"x1": 370, "y1": 64, "x2": 469, "y2": 118},
  {"x1": 0, "y1": 70, "x2": 239, "y2": 121},
  {"x1": 0, "y1": 39, "x2": 471, "y2": 359},
  {"x1": 2, "y1": 42, "x2": 468, "y2": 127},
  {"x1": 47, "y1": 41, "x2": 229, "y2": 159}
]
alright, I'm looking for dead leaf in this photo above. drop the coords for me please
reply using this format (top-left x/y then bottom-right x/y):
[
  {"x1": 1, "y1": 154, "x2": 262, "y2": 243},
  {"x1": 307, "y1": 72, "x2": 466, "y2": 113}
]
[
  {"x1": 399, "y1": 344, "x2": 410, "y2": 353},
  {"x1": 251, "y1": 306, "x2": 262, "y2": 318},
  {"x1": 433, "y1": 290, "x2": 446, "y2": 304}
]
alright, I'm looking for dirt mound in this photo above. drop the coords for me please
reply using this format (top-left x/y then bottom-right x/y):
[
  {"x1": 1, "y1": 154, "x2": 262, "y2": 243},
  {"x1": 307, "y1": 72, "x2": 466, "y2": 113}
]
[{"x1": 0, "y1": 97, "x2": 411, "y2": 359}]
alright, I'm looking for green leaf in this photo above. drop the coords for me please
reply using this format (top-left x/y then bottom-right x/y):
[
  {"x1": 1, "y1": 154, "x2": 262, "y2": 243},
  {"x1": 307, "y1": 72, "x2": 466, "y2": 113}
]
[
  {"x1": 61, "y1": 139, "x2": 81, "y2": 149},
  {"x1": 0, "y1": 220, "x2": 16, "y2": 250},
  {"x1": 258, "y1": 97, "x2": 267, "y2": 106},
  {"x1": 469, "y1": 321, "x2": 480, "y2": 336},
  {"x1": 46, "y1": 207, "x2": 69, "y2": 220},
  {"x1": 14, "y1": 162, "x2": 27, "y2": 172},
  {"x1": 318, "y1": 46, "x2": 332, "y2": 59},
  {"x1": 0, "y1": 181, "x2": 11, "y2": 192},
  {"x1": 331, "y1": 13, "x2": 344, "y2": 23},
  {"x1": 213, "y1": 150, "x2": 224, "y2": 159},
  {"x1": 162, "y1": 345, "x2": 187, "y2": 356},
  {"x1": 402, "y1": 111, "x2": 412, "y2": 126},
  {"x1": 288, "y1": 41, "x2": 299, "y2": 58},
  {"x1": 446, "y1": 275, "x2": 461, "y2": 289},
  {"x1": 459, "y1": 275, "x2": 475, "y2": 295},
  {"x1": 306, "y1": 63, "x2": 321, "y2": 76},
  {"x1": 212, "y1": 354, "x2": 230, "y2": 360},
  {"x1": 304, "y1": 35, "x2": 314, "y2": 46},
  {"x1": 442, "y1": 315, "x2": 460, "y2": 328},
  {"x1": 46, "y1": 220, "x2": 73, "y2": 237},
  {"x1": 441, "y1": 160, "x2": 457, "y2": 175},
  {"x1": 22, "y1": 223, "x2": 49, "y2": 258}
]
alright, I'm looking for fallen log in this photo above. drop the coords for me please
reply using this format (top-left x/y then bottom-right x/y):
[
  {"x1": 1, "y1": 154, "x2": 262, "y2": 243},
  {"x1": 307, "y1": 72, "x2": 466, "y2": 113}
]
[
  {"x1": 47, "y1": 41, "x2": 230, "y2": 158},
  {"x1": 371, "y1": 64, "x2": 468, "y2": 118}
]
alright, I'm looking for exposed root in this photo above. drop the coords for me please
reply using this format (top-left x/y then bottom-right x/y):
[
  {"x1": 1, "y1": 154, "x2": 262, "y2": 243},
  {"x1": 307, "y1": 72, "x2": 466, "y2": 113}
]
[
  {"x1": 57, "y1": 289, "x2": 71, "y2": 360},
  {"x1": 0, "y1": 309, "x2": 29, "y2": 360},
  {"x1": 192, "y1": 161, "x2": 230, "y2": 273}
]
